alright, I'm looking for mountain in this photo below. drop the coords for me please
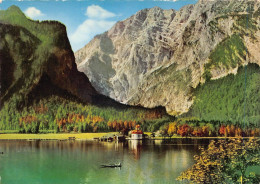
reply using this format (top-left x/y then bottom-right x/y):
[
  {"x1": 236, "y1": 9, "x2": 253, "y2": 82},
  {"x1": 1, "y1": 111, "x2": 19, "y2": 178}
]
[
  {"x1": 75, "y1": 0, "x2": 260, "y2": 118},
  {"x1": 0, "y1": 6, "x2": 172, "y2": 133},
  {"x1": 0, "y1": 5, "x2": 98, "y2": 109}
]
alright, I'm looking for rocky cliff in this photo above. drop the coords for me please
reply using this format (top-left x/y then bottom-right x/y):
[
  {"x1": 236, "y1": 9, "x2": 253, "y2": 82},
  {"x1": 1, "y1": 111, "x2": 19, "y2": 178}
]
[
  {"x1": 75, "y1": 0, "x2": 260, "y2": 115},
  {"x1": 0, "y1": 6, "x2": 97, "y2": 108}
]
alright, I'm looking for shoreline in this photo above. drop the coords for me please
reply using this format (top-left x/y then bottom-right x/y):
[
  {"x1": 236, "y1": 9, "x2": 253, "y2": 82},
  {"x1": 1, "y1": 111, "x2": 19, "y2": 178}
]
[
  {"x1": 0, "y1": 132, "x2": 116, "y2": 140},
  {"x1": 0, "y1": 133, "x2": 258, "y2": 141}
]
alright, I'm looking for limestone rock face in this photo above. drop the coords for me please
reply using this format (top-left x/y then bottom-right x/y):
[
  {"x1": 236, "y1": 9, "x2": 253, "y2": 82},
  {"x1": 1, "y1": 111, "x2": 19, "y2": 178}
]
[{"x1": 75, "y1": 0, "x2": 260, "y2": 115}]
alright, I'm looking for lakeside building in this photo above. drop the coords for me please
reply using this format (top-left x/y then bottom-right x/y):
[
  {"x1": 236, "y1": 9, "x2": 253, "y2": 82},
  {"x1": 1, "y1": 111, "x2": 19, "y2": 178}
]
[{"x1": 131, "y1": 125, "x2": 143, "y2": 140}]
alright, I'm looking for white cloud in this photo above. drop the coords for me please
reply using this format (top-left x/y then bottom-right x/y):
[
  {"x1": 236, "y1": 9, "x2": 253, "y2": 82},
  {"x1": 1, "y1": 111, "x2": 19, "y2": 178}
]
[
  {"x1": 70, "y1": 19, "x2": 115, "y2": 51},
  {"x1": 69, "y1": 5, "x2": 117, "y2": 51},
  {"x1": 24, "y1": 7, "x2": 44, "y2": 19},
  {"x1": 86, "y1": 5, "x2": 116, "y2": 19}
]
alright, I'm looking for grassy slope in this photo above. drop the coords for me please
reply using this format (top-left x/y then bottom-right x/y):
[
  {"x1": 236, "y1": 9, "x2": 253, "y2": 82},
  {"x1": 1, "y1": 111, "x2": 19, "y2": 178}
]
[
  {"x1": 0, "y1": 6, "x2": 69, "y2": 107},
  {"x1": 184, "y1": 64, "x2": 260, "y2": 127},
  {"x1": 203, "y1": 34, "x2": 246, "y2": 80},
  {"x1": 193, "y1": 10, "x2": 260, "y2": 127}
]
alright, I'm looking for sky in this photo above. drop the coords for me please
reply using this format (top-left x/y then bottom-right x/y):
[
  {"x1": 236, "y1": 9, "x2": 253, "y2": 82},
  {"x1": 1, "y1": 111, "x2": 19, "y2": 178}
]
[{"x1": 0, "y1": 0, "x2": 197, "y2": 51}]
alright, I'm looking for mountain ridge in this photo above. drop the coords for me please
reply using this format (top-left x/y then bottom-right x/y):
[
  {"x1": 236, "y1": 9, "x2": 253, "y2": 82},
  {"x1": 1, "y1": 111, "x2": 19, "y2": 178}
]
[
  {"x1": 0, "y1": 5, "x2": 171, "y2": 112},
  {"x1": 0, "y1": 5, "x2": 120, "y2": 108},
  {"x1": 75, "y1": 0, "x2": 260, "y2": 115}
]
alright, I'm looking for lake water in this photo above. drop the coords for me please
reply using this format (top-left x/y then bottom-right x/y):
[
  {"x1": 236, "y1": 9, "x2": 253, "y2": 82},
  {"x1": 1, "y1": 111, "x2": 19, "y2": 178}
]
[{"x1": 0, "y1": 139, "x2": 211, "y2": 184}]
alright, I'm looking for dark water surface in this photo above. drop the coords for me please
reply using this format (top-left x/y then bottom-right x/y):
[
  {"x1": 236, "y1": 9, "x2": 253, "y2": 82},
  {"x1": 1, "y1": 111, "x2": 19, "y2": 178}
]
[{"x1": 0, "y1": 139, "x2": 211, "y2": 184}]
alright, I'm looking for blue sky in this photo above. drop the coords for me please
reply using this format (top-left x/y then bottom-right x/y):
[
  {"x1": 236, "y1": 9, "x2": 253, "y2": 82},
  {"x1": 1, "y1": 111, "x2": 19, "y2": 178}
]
[{"x1": 0, "y1": 0, "x2": 197, "y2": 51}]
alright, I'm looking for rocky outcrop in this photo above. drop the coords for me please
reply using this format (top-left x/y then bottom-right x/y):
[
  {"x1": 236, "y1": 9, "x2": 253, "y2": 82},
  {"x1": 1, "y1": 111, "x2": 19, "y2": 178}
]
[
  {"x1": 0, "y1": 6, "x2": 97, "y2": 107},
  {"x1": 75, "y1": 0, "x2": 260, "y2": 115}
]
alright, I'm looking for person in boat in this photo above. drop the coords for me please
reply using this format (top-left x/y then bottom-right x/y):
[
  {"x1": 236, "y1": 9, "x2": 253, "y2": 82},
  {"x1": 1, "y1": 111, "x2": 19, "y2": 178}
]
[{"x1": 101, "y1": 162, "x2": 122, "y2": 167}]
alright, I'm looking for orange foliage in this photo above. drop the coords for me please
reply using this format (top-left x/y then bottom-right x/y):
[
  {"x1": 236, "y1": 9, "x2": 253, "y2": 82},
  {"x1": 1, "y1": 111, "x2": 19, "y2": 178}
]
[
  {"x1": 192, "y1": 128, "x2": 203, "y2": 137},
  {"x1": 112, "y1": 121, "x2": 117, "y2": 129},
  {"x1": 226, "y1": 125, "x2": 235, "y2": 137},
  {"x1": 56, "y1": 113, "x2": 104, "y2": 131},
  {"x1": 144, "y1": 110, "x2": 163, "y2": 119},
  {"x1": 177, "y1": 124, "x2": 191, "y2": 137},
  {"x1": 107, "y1": 121, "x2": 112, "y2": 128},
  {"x1": 219, "y1": 125, "x2": 227, "y2": 136},
  {"x1": 124, "y1": 121, "x2": 128, "y2": 129},
  {"x1": 106, "y1": 120, "x2": 137, "y2": 131},
  {"x1": 19, "y1": 116, "x2": 37, "y2": 125},
  {"x1": 202, "y1": 126, "x2": 209, "y2": 137},
  {"x1": 235, "y1": 127, "x2": 242, "y2": 137},
  {"x1": 92, "y1": 116, "x2": 104, "y2": 123}
]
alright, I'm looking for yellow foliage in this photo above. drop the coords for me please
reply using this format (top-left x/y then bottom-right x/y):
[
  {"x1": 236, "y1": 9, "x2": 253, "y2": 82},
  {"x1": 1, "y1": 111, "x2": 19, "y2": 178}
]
[
  {"x1": 167, "y1": 122, "x2": 178, "y2": 136},
  {"x1": 177, "y1": 138, "x2": 260, "y2": 184}
]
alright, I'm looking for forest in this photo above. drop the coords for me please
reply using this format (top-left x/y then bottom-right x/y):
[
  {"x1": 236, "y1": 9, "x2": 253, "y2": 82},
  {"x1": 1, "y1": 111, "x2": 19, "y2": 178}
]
[
  {"x1": 1, "y1": 93, "x2": 259, "y2": 137},
  {"x1": 0, "y1": 95, "x2": 173, "y2": 134},
  {"x1": 184, "y1": 63, "x2": 260, "y2": 128},
  {"x1": 1, "y1": 64, "x2": 259, "y2": 136}
]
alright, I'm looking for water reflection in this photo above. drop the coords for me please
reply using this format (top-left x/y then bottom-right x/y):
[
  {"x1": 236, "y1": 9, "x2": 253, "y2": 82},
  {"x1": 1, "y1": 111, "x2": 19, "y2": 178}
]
[
  {"x1": 0, "y1": 139, "x2": 210, "y2": 184},
  {"x1": 128, "y1": 140, "x2": 142, "y2": 160}
]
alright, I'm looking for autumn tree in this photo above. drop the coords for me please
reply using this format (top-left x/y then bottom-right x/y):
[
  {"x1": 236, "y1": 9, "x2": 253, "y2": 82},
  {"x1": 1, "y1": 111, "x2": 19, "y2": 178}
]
[
  {"x1": 192, "y1": 127, "x2": 203, "y2": 137},
  {"x1": 107, "y1": 121, "x2": 112, "y2": 129},
  {"x1": 177, "y1": 124, "x2": 191, "y2": 137},
  {"x1": 124, "y1": 121, "x2": 128, "y2": 129},
  {"x1": 235, "y1": 127, "x2": 242, "y2": 137},
  {"x1": 201, "y1": 125, "x2": 209, "y2": 137},
  {"x1": 219, "y1": 125, "x2": 227, "y2": 137},
  {"x1": 168, "y1": 122, "x2": 178, "y2": 136},
  {"x1": 177, "y1": 138, "x2": 260, "y2": 184}
]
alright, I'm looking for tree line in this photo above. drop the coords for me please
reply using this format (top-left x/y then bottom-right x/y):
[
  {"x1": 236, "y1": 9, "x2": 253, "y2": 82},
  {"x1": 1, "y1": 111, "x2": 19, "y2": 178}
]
[
  {"x1": 0, "y1": 95, "x2": 171, "y2": 133},
  {"x1": 159, "y1": 119, "x2": 260, "y2": 138}
]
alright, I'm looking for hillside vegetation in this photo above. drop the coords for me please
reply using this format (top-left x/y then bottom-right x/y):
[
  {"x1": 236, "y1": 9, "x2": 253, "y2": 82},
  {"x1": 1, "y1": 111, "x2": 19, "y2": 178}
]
[
  {"x1": 184, "y1": 64, "x2": 260, "y2": 127},
  {"x1": 0, "y1": 95, "x2": 171, "y2": 133}
]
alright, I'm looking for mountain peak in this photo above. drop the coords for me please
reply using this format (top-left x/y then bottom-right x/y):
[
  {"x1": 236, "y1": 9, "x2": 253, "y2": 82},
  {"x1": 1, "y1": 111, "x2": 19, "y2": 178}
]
[
  {"x1": 6, "y1": 5, "x2": 25, "y2": 16},
  {"x1": 150, "y1": 6, "x2": 162, "y2": 11},
  {"x1": 0, "y1": 6, "x2": 98, "y2": 108},
  {"x1": 197, "y1": 0, "x2": 258, "y2": 14},
  {"x1": 0, "y1": 5, "x2": 28, "y2": 25},
  {"x1": 75, "y1": 0, "x2": 260, "y2": 115}
]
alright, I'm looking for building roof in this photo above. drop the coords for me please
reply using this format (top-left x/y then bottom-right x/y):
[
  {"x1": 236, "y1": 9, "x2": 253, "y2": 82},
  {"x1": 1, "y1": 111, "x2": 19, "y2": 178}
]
[{"x1": 132, "y1": 130, "x2": 143, "y2": 134}]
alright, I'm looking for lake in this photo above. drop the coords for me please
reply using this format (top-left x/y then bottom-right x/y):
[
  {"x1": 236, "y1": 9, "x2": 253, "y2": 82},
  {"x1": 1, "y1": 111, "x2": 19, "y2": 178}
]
[{"x1": 0, "y1": 139, "x2": 211, "y2": 184}]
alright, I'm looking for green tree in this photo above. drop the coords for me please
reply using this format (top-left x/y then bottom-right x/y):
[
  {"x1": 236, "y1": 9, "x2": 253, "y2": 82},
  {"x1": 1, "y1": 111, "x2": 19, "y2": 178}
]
[{"x1": 177, "y1": 138, "x2": 260, "y2": 184}]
